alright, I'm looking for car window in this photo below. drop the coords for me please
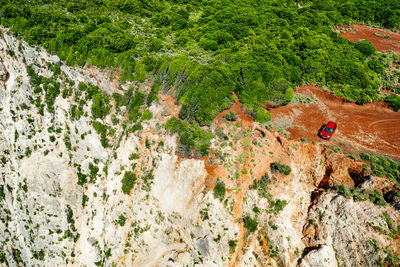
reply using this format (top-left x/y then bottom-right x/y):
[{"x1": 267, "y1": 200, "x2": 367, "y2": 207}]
[{"x1": 324, "y1": 127, "x2": 333, "y2": 133}]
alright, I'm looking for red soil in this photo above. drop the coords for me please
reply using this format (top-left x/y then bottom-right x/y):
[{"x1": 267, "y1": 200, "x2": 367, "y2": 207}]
[
  {"x1": 336, "y1": 24, "x2": 400, "y2": 54},
  {"x1": 269, "y1": 85, "x2": 400, "y2": 159},
  {"x1": 214, "y1": 98, "x2": 254, "y2": 128},
  {"x1": 159, "y1": 88, "x2": 181, "y2": 118}
]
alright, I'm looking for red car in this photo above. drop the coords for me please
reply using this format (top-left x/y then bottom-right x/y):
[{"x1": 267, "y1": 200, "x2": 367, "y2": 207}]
[{"x1": 318, "y1": 121, "x2": 337, "y2": 140}]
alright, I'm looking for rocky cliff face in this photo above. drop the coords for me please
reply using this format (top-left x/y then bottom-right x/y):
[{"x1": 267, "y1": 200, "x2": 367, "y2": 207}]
[{"x1": 0, "y1": 28, "x2": 398, "y2": 267}]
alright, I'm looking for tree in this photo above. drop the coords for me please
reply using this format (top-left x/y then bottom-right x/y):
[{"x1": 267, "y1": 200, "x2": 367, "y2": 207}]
[
  {"x1": 254, "y1": 107, "x2": 271, "y2": 123},
  {"x1": 354, "y1": 40, "x2": 376, "y2": 56},
  {"x1": 199, "y1": 38, "x2": 218, "y2": 51},
  {"x1": 283, "y1": 87, "x2": 294, "y2": 105}
]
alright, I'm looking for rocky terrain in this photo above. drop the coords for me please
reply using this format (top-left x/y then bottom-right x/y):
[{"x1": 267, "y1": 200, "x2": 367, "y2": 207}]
[{"x1": 0, "y1": 28, "x2": 399, "y2": 267}]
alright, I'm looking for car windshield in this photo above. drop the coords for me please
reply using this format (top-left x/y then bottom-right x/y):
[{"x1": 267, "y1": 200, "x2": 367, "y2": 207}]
[{"x1": 324, "y1": 126, "x2": 333, "y2": 133}]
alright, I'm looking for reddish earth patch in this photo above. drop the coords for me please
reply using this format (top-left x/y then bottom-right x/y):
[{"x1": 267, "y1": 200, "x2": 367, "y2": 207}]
[
  {"x1": 159, "y1": 88, "x2": 182, "y2": 118},
  {"x1": 269, "y1": 85, "x2": 400, "y2": 159},
  {"x1": 336, "y1": 24, "x2": 400, "y2": 54},
  {"x1": 214, "y1": 98, "x2": 254, "y2": 128},
  {"x1": 337, "y1": 24, "x2": 400, "y2": 96}
]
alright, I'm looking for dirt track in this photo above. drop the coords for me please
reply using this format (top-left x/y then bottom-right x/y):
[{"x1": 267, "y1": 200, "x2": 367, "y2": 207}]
[
  {"x1": 269, "y1": 85, "x2": 400, "y2": 159},
  {"x1": 336, "y1": 24, "x2": 400, "y2": 54}
]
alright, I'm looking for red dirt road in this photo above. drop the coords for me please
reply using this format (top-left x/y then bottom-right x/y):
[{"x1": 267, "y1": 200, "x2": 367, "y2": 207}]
[
  {"x1": 336, "y1": 24, "x2": 400, "y2": 54},
  {"x1": 269, "y1": 85, "x2": 400, "y2": 159}
]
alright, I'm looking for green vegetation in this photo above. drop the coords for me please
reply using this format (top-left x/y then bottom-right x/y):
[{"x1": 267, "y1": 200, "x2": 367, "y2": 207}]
[
  {"x1": 243, "y1": 215, "x2": 258, "y2": 233},
  {"x1": 249, "y1": 173, "x2": 288, "y2": 214},
  {"x1": 249, "y1": 173, "x2": 271, "y2": 197},
  {"x1": 270, "y1": 162, "x2": 291, "y2": 175},
  {"x1": 228, "y1": 240, "x2": 237, "y2": 253},
  {"x1": 2, "y1": 0, "x2": 400, "y2": 131},
  {"x1": 354, "y1": 40, "x2": 376, "y2": 56},
  {"x1": 129, "y1": 153, "x2": 139, "y2": 160},
  {"x1": 141, "y1": 109, "x2": 152, "y2": 121},
  {"x1": 225, "y1": 111, "x2": 237, "y2": 122},
  {"x1": 213, "y1": 179, "x2": 226, "y2": 201},
  {"x1": 27, "y1": 65, "x2": 60, "y2": 114},
  {"x1": 116, "y1": 215, "x2": 127, "y2": 227},
  {"x1": 268, "y1": 199, "x2": 288, "y2": 215},
  {"x1": 369, "y1": 189, "x2": 387, "y2": 206},
  {"x1": 82, "y1": 194, "x2": 89, "y2": 207},
  {"x1": 88, "y1": 163, "x2": 99, "y2": 183},
  {"x1": 165, "y1": 117, "x2": 212, "y2": 157},
  {"x1": 92, "y1": 121, "x2": 109, "y2": 148},
  {"x1": 385, "y1": 94, "x2": 400, "y2": 111},
  {"x1": 374, "y1": 33, "x2": 391, "y2": 39},
  {"x1": 360, "y1": 153, "x2": 400, "y2": 183},
  {"x1": 335, "y1": 184, "x2": 352, "y2": 198},
  {"x1": 121, "y1": 171, "x2": 136, "y2": 195},
  {"x1": 254, "y1": 108, "x2": 271, "y2": 124}
]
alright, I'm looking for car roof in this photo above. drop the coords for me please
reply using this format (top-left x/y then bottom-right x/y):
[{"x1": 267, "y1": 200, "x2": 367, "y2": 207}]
[{"x1": 326, "y1": 121, "x2": 336, "y2": 127}]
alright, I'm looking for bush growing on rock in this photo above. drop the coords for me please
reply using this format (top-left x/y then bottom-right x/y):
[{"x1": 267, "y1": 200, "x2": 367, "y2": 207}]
[
  {"x1": 270, "y1": 162, "x2": 291, "y2": 175},
  {"x1": 369, "y1": 190, "x2": 387, "y2": 206},
  {"x1": 121, "y1": 171, "x2": 136, "y2": 195},
  {"x1": 360, "y1": 153, "x2": 400, "y2": 183},
  {"x1": 249, "y1": 172, "x2": 271, "y2": 197},
  {"x1": 335, "y1": 185, "x2": 352, "y2": 198},
  {"x1": 243, "y1": 215, "x2": 258, "y2": 233},
  {"x1": 213, "y1": 180, "x2": 226, "y2": 201},
  {"x1": 228, "y1": 240, "x2": 237, "y2": 253},
  {"x1": 268, "y1": 199, "x2": 288, "y2": 215}
]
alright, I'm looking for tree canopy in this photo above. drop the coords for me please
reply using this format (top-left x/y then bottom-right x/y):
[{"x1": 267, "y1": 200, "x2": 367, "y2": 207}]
[{"x1": 1, "y1": 0, "x2": 399, "y2": 124}]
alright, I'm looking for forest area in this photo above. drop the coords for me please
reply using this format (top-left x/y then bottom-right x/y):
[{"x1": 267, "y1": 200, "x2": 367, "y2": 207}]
[{"x1": 1, "y1": 0, "x2": 399, "y2": 126}]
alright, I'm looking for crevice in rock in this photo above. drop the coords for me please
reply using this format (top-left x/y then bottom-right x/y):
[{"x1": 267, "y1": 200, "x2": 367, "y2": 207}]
[
  {"x1": 348, "y1": 168, "x2": 367, "y2": 187},
  {"x1": 299, "y1": 166, "x2": 333, "y2": 265},
  {"x1": 310, "y1": 188, "x2": 324, "y2": 203},
  {"x1": 276, "y1": 136, "x2": 282, "y2": 145},
  {"x1": 310, "y1": 166, "x2": 333, "y2": 203},
  {"x1": 255, "y1": 128, "x2": 265, "y2": 138},
  {"x1": 296, "y1": 245, "x2": 322, "y2": 266},
  {"x1": 318, "y1": 166, "x2": 333, "y2": 189},
  {"x1": 383, "y1": 188, "x2": 400, "y2": 210},
  {"x1": 0, "y1": 61, "x2": 9, "y2": 83}
]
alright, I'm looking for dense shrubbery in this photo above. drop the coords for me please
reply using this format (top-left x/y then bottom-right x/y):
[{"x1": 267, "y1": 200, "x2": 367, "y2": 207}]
[
  {"x1": 2, "y1": 0, "x2": 399, "y2": 126},
  {"x1": 360, "y1": 153, "x2": 400, "y2": 183},
  {"x1": 165, "y1": 117, "x2": 213, "y2": 157},
  {"x1": 354, "y1": 40, "x2": 376, "y2": 56},
  {"x1": 385, "y1": 94, "x2": 400, "y2": 111}
]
